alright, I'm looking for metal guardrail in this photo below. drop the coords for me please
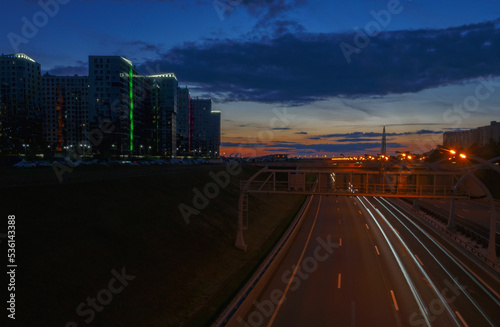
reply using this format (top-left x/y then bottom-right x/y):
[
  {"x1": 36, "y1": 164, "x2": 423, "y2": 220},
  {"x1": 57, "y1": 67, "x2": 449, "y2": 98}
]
[{"x1": 215, "y1": 194, "x2": 315, "y2": 326}]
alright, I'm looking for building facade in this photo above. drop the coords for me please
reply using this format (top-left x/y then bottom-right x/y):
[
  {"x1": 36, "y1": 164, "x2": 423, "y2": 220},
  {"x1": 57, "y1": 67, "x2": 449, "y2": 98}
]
[
  {"x1": 209, "y1": 110, "x2": 221, "y2": 157},
  {"x1": 147, "y1": 74, "x2": 178, "y2": 157},
  {"x1": 176, "y1": 86, "x2": 190, "y2": 156},
  {"x1": 0, "y1": 53, "x2": 222, "y2": 158},
  {"x1": 443, "y1": 121, "x2": 500, "y2": 150},
  {"x1": 88, "y1": 55, "x2": 147, "y2": 156},
  {"x1": 189, "y1": 98, "x2": 220, "y2": 157},
  {"x1": 42, "y1": 74, "x2": 89, "y2": 152},
  {"x1": 190, "y1": 97, "x2": 211, "y2": 156},
  {"x1": 0, "y1": 53, "x2": 42, "y2": 153}
]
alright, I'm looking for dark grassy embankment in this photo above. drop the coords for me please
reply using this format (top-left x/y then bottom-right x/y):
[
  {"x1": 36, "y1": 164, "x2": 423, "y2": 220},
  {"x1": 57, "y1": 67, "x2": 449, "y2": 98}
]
[{"x1": 1, "y1": 165, "x2": 305, "y2": 326}]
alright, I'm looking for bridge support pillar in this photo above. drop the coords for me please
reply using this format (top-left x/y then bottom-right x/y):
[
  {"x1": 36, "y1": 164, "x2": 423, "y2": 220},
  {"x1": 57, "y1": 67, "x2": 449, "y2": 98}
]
[{"x1": 235, "y1": 229, "x2": 247, "y2": 251}]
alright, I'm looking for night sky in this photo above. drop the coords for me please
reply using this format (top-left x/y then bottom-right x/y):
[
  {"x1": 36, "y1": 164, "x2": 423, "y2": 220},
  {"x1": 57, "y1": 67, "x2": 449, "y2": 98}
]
[{"x1": 2, "y1": 0, "x2": 499, "y2": 156}]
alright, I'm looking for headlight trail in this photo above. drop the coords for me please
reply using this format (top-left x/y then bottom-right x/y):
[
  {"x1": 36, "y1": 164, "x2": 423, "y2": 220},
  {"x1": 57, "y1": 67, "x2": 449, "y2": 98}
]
[
  {"x1": 356, "y1": 196, "x2": 432, "y2": 326},
  {"x1": 360, "y1": 197, "x2": 461, "y2": 326},
  {"x1": 375, "y1": 197, "x2": 497, "y2": 326}
]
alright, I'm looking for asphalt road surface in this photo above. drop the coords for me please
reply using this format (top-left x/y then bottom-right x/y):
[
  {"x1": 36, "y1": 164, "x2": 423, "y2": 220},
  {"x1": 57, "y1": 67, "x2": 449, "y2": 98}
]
[
  {"x1": 238, "y1": 195, "x2": 500, "y2": 327},
  {"x1": 418, "y1": 198, "x2": 500, "y2": 238}
]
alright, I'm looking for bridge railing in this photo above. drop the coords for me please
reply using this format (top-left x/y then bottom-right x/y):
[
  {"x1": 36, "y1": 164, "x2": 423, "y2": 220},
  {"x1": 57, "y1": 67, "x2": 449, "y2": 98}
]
[{"x1": 244, "y1": 180, "x2": 467, "y2": 198}]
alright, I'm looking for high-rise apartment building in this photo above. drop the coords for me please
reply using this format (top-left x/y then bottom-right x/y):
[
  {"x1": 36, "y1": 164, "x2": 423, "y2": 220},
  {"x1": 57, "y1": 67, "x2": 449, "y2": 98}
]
[
  {"x1": 190, "y1": 97, "x2": 211, "y2": 156},
  {"x1": 41, "y1": 74, "x2": 89, "y2": 152},
  {"x1": 88, "y1": 55, "x2": 147, "y2": 156},
  {"x1": 0, "y1": 53, "x2": 42, "y2": 153},
  {"x1": 176, "y1": 86, "x2": 190, "y2": 156},
  {"x1": 148, "y1": 74, "x2": 178, "y2": 156},
  {"x1": 209, "y1": 110, "x2": 221, "y2": 157},
  {"x1": 0, "y1": 53, "x2": 221, "y2": 158},
  {"x1": 190, "y1": 97, "x2": 220, "y2": 157}
]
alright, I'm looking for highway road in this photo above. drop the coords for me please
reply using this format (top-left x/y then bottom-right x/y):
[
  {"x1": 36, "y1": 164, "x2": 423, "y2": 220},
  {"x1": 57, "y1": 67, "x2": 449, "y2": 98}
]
[
  {"x1": 237, "y1": 195, "x2": 500, "y2": 327},
  {"x1": 418, "y1": 198, "x2": 500, "y2": 238}
]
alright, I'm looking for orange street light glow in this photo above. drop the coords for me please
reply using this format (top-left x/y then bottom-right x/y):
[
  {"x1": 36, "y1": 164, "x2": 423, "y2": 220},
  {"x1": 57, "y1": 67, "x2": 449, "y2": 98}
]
[{"x1": 459, "y1": 153, "x2": 467, "y2": 159}]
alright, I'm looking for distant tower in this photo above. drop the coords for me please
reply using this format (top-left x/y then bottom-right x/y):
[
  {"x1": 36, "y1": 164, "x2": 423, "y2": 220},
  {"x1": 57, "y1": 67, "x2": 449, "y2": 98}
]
[{"x1": 381, "y1": 126, "x2": 387, "y2": 156}]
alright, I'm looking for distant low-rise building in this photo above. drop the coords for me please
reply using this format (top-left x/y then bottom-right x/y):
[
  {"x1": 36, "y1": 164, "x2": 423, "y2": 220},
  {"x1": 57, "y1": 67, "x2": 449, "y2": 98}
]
[{"x1": 443, "y1": 121, "x2": 500, "y2": 149}]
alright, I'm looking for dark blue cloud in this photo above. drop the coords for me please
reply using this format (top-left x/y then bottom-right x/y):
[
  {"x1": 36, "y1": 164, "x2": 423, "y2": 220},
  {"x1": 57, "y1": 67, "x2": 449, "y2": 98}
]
[
  {"x1": 221, "y1": 140, "x2": 405, "y2": 153},
  {"x1": 236, "y1": 0, "x2": 307, "y2": 21},
  {"x1": 316, "y1": 129, "x2": 443, "y2": 140},
  {"x1": 265, "y1": 141, "x2": 405, "y2": 153},
  {"x1": 336, "y1": 138, "x2": 377, "y2": 143},
  {"x1": 138, "y1": 19, "x2": 500, "y2": 104}
]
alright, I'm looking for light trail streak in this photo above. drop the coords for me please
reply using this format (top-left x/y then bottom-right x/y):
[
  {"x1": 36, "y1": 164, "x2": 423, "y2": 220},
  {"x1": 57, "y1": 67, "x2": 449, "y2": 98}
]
[
  {"x1": 375, "y1": 197, "x2": 497, "y2": 326},
  {"x1": 356, "y1": 197, "x2": 431, "y2": 326},
  {"x1": 361, "y1": 197, "x2": 460, "y2": 326}
]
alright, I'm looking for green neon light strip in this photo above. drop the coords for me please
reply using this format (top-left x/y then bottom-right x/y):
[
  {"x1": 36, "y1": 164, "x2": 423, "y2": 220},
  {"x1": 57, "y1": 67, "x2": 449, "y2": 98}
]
[{"x1": 129, "y1": 67, "x2": 133, "y2": 152}]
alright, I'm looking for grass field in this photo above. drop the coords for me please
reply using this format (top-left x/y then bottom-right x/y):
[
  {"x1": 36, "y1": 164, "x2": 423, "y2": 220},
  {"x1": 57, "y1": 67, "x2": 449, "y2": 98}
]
[{"x1": 1, "y1": 164, "x2": 305, "y2": 326}]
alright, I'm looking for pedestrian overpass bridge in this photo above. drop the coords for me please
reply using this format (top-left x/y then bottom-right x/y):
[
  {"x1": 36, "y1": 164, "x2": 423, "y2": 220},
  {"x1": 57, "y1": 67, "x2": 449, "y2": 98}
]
[
  {"x1": 235, "y1": 160, "x2": 498, "y2": 262},
  {"x1": 235, "y1": 164, "x2": 474, "y2": 251},
  {"x1": 241, "y1": 166, "x2": 469, "y2": 198}
]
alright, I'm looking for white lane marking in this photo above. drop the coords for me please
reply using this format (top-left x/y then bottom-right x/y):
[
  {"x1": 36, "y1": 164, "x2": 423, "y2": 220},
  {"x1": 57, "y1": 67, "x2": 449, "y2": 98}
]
[
  {"x1": 455, "y1": 311, "x2": 468, "y2": 327},
  {"x1": 338, "y1": 273, "x2": 342, "y2": 289},
  {"x1": 462, "y1": 209, "x2": 470, "y2": 213},
  {"x1": 415, "y1": 255, "x2": 424, "y2": 266},
  {"x1": 266, "y1": 197, "x2": 323, "y2": 327},
  {"x1": 359, "y1": 210, "x2": 362, "y2": 215},
  {"x1": 390, "y1": 290, "x2": 399, "y2": 311},
  {"x1": 375, "y1": 245, "x2": 380, "y2": 255},
  {"x1": 365, "y1": 224, "x2": 369, "y2": 230}
]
